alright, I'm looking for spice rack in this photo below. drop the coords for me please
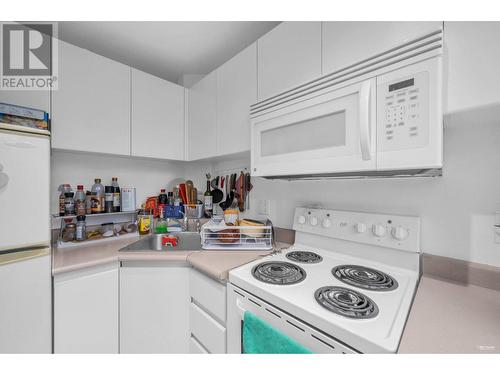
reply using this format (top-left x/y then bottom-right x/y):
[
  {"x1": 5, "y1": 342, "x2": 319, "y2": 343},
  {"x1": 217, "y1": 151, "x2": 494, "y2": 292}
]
[{"x1": 56, "y1": 210, "x2": 139, "y2": 249}]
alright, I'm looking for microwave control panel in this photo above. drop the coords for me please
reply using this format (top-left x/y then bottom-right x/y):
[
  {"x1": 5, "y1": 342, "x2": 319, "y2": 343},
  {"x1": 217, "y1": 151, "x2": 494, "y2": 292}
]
[{"x1": 377, "y1": 70, "x2": 429, "y2": 151}]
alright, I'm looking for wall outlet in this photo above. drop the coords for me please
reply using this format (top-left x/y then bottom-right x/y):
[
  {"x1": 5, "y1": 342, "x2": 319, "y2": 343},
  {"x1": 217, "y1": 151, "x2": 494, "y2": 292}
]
[{"x1": 256, "y1": 199, "x2": 271, "y2": 216}]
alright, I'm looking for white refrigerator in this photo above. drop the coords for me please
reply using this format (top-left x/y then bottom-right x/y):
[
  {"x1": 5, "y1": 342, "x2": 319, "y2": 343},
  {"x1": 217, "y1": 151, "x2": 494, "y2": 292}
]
[{"x1": 0, "y1": 123, "x2": 52, "y2": 353}]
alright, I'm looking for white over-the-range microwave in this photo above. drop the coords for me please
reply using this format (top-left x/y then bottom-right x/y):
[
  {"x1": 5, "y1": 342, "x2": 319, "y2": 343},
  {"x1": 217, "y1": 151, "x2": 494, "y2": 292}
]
[{"x1": 250, "y1": 29, "x2": 443, "y2": 179}]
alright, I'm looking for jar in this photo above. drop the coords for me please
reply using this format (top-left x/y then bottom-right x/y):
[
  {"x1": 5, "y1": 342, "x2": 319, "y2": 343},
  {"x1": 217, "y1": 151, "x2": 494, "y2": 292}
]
[
  {"x1": 138, "y1": 208, "x2": 153, "y2": 235},
  {"x1": 62, "y1": 223, "x2": 76, "y2": 242},
  {"x1": 75, "y1": 215, "x2": 86, "y2": 241},
  {"x1": 64, "y1": 192, "x2": 75, "y2": 216}
]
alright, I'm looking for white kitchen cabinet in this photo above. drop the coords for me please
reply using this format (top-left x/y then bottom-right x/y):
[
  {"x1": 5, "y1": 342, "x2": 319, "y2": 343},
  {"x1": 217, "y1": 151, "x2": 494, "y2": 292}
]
[
  {"x1": 445, "y1": 22, "x2": 500, "y2": 113},
  {"x1": 131, "y1": 69, "x2": 185, "y2": 160},
  {"x1": 0, "y1": 252, "x2": 51, "y2": 353},
  {"x1": 51, "y1": 40, "x2": 130, "y2": 155},
  {"x1": 187, "y1": 71, "x2": 217, "y2": 160},
  {"x1": 189, "y1": 269, "x2": 227, "y2": 353},
  {"x1": 216, "y1": 43, "x2": 257, "y2": 156},
  {"x1": 322, "y1": 21, "x2": 443, "y2": 75},
  {"x1": 119, "y1": 262, "x2": 190, "y2": 353},
  {"x1": 257, "y1": 22, "x2": 321, "y2": 101},
  {"x1": 54, "y1": 262, "x2": 119, "y2": 353}
]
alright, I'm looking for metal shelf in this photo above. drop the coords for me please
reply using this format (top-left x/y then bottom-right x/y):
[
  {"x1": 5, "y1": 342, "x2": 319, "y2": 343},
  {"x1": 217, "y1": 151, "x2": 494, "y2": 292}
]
[{"x1": 52, "y1": 210, "x2": 138, "y2": 220}]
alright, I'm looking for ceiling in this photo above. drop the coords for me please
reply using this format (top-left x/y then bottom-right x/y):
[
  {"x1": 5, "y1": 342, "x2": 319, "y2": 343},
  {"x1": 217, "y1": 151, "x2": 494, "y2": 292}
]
[{"x1": 56, "y1": 21, "x2": 280, "y2": 83}]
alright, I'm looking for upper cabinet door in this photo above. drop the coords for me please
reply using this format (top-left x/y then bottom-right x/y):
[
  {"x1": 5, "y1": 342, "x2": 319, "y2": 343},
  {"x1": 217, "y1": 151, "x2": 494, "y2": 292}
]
[
  {"x1": 216, "y1": 43, "x2": 257, "y2": 156},
  {"x1": 187, "y1": 71, "x2": 217, "y2": 161},
  {"x1": 445, "y1": 22, "x2": 500, "y2": 113},
  {"x1": 51, "y1": 41, "x2": 131, "y2": 155},
  {"x1": 322, "y1": 22, "x2": 443, "y2": 75},
  {"x1": 131, "y1": 69, "x2": 185, "y2": 160},
  {"x1": 258, "y1": 22, "x2": 322, "y2": 101}
]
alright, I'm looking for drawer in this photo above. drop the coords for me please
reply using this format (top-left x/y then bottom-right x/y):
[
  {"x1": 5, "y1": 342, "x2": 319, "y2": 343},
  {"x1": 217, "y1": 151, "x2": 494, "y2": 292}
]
[
  {"x1": 189, "y1": 335, "x2": 209, "y2": 354},
  {"x1": 190, "y1": 269, "x2": 226, "y2": 322},
  {"x1": 190, "y1": 303, "x2": 226, "y2": 354}
]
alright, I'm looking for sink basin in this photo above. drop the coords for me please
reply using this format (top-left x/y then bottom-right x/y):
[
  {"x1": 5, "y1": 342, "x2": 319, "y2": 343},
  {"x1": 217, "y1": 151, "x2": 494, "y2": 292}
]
[{"x1": 119, "y1": 232, "x2": 202, "y2": 252}]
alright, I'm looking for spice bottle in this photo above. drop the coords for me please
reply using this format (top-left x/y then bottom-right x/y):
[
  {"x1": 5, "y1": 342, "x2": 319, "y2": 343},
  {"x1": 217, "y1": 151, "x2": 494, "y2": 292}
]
[
  {"x1": 105, "y1": 186, "x2": 114, "y2": 213},
  {"x1": 75, "y1": 215, "x2": 86, "y2": 241}
]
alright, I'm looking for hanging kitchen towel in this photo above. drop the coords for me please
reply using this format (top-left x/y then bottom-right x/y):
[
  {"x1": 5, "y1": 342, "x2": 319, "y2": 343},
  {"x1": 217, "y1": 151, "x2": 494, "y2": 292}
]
[{"x1": 242, "y1": 311, "x2": 312, "y2": 354}]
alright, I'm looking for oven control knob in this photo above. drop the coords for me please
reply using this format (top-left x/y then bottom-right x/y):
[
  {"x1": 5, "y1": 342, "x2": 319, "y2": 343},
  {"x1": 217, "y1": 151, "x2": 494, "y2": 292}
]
[
  {"x1": 391, "y1": 226, "x2": 409, "y2": 241},
  {"x1": 322, "y1": 218, "x2": 332, "y2": 228},
  {"x1": 355, "y1": 222, "x2": 367, "y2": 233},
  {"x1": 372, "y1": 224, "x2": 387, "y2": 237},
  {"x1": 309, "y1": 216, "x2": 318, "y2": 226},
  {"x1": 297, "y1": 215, "x2": 306, "y2": 225}
]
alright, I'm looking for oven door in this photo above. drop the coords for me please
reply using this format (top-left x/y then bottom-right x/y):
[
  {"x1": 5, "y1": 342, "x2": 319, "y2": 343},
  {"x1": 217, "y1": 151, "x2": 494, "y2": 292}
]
[
  {"x1": 226, "y1": 284, "x2": 357, "y2": 354},
  {"x1": 251, "y1": 78, "x2": 376, "y2": 177}
]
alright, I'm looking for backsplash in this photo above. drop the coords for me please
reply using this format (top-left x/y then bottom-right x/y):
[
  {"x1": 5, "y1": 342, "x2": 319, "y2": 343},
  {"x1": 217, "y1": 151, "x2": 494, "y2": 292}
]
[{"x1": 50, "y1": 150, "x2": 210, "y2": 215}]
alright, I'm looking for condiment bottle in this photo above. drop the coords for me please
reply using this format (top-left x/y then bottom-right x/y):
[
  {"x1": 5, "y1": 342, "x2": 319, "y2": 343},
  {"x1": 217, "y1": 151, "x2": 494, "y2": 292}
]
[
  {"x1": 105, "y1": 186, "x2": 114, "y2": 213},
  {"x1": 58, "y1": 184, "x2": 71, "y2": 216},
  {"x1": 91, "y1": 178, "x2": 104, "y2": 213},
  {"x1": 112, "y1": 177, "x2": 121, "y2": 212},
  {"x1": 64, "y1": 192, "x2": 75, "y2": 216},
  {"x1": 75, "y1": 185, "x2": 86, "y2": 216},
  {"x1": 85, "y1": 191, "x2": 92, "y2": 214}
]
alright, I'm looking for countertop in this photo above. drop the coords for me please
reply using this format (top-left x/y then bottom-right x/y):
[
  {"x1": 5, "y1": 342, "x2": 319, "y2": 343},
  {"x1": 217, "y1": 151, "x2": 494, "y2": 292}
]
[
  {"x1": 398, "y1": 275, "x2": 500, "y2": 353},
  {"x1": 52, "y1": 236, "x2": 289, "y2": 282}
]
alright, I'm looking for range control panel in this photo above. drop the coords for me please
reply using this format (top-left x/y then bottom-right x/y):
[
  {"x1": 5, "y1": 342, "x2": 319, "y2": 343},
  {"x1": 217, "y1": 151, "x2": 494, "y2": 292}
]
[
  {"x1": 377, "y1": 70, "x2": 429, "y2": 152},
  {"x1": 292, "y1": 207, "x2": 420, "y2": 253}
]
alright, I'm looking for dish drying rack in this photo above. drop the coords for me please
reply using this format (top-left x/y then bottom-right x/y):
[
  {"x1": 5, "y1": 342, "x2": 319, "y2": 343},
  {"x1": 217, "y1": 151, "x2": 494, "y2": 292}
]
[{"x1": 201, "y1": 221, "x2": 273, "y2": 250}]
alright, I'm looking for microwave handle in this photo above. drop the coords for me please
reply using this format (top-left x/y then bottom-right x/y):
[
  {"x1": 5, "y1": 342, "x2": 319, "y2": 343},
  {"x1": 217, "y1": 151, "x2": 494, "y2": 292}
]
[{"x1": 358, "y1": 80, "x2": 372, "y2": 161}]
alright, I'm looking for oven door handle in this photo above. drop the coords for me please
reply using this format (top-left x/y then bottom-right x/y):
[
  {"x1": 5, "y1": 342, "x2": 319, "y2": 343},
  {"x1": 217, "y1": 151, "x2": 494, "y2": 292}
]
[{"x1": 358, "y1": 80, "x2": 373, "y2": 161}]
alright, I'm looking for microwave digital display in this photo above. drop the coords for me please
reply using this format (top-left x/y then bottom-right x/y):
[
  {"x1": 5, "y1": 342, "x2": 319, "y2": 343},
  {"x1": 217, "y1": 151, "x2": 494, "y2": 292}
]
[{"x1": 389, "y1": 78, "x2": 414, "y2": 92}]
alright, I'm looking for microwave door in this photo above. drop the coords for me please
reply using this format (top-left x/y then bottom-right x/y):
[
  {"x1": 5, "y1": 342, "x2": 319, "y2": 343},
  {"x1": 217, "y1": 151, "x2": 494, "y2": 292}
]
[{"x1": 251, "y1": 78, "x2": 376, "y2": 177}]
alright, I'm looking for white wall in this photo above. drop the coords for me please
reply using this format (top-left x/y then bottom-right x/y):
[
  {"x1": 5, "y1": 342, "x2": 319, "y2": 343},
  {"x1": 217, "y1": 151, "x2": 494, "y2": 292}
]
[
  {"x1": 244, "y1": 105, "x2": 500, "y2": 267},
  {"x1": 50, "y1": 150, "x2": 210, "y2": 214}
]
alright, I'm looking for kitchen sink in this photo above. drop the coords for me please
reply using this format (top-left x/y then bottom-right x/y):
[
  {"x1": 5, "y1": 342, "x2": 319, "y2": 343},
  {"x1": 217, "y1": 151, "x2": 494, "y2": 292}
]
[{"x1": 119, "y1": 232, "x2": 202, "y2": 252}]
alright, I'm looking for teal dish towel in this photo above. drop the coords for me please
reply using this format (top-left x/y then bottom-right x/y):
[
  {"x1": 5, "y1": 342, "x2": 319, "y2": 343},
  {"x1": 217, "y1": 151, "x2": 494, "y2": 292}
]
[{"x1": 243, "y1": 311, "x2": 312, "y2": 354}]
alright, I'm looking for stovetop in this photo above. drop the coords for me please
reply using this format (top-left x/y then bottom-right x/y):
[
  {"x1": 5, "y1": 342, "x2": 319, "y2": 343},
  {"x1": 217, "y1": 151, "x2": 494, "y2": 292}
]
[{"x1": 229, "y1": 245, "x2": 419, "y2": 353}]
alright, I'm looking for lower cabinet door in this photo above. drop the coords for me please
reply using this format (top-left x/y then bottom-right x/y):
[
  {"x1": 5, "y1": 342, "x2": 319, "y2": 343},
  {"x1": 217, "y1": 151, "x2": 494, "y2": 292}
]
[
  {"x1": 119, "y1": 263, "x2": 190, "y2": 353},
  {"x1": 54, "y1": 263, "x2": 119, "y2": 353}
]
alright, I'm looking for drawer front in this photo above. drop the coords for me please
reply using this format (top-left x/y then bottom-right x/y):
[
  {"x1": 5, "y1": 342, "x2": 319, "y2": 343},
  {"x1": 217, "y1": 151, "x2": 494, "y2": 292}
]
[
  {"x1": 189, "y1": 335, "x2": 209, "y2": 354},
  {"x1": 190, "y1": 269, "x2": 226, "y2": 322},
  {"x1": 190, "y1": 303, "x2": 226, "y2": 354}
]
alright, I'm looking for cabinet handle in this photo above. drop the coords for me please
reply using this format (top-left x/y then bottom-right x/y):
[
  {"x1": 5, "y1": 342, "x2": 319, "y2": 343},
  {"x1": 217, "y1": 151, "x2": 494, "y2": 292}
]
[{"x1": 358, "y1": 80, "x2": 372, "y2": 161}]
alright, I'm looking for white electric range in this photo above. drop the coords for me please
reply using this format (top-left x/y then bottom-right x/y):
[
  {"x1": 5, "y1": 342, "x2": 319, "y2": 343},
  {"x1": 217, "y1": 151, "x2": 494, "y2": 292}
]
[{"x1": 227, "y1": 207, "x2": 421, "y2": 354}]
